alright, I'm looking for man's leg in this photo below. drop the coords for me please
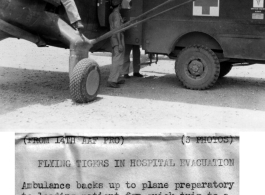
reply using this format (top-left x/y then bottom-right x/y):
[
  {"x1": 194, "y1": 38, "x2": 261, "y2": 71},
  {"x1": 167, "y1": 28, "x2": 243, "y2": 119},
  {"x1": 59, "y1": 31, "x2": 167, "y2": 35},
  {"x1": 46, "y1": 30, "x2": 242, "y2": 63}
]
[
  {"x1": 122, "y1": 44, "x2": 133, "y2": 78},
  {"x1": 61, "y1": 0, "x2": 83, "y2": 28},
  {"x1": 108, "y1": 46, "x2": 123, "y2": 87},
  {"x1": 132, "y1": 45, "x2": 143, "y2": 77}
]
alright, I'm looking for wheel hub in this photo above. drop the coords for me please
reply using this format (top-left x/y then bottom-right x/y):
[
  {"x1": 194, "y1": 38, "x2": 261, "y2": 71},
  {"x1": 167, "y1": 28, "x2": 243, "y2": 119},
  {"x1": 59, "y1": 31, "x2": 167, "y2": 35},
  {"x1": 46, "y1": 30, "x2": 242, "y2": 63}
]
[
  {"x1": 188, "y1": 60, "x2": 204, "y2": 76},
  {"x1": 86, "y1": 68, "x2": 100, "y2": 96}
]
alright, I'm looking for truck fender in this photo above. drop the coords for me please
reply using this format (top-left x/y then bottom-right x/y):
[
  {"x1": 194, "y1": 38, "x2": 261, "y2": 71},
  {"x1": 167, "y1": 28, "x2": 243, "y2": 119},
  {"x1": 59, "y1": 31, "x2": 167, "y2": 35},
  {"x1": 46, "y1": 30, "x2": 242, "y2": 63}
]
[{"x1": 170, "y1": 31, "x2": 223, "y2": 53}]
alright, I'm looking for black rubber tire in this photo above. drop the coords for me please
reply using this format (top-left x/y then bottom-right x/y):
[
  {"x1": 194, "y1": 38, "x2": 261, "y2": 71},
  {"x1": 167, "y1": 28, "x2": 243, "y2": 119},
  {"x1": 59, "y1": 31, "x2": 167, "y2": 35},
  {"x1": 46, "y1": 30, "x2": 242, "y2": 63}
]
[
  {"x1": 219, "y1": 61, "x2": 233, "y2": 78},
  {"x1": 175, "y1": 45, "x2": 220, "y2": 90},
  {"x1": 70, "y1": 58, "x2": 101, "y2": 103}
]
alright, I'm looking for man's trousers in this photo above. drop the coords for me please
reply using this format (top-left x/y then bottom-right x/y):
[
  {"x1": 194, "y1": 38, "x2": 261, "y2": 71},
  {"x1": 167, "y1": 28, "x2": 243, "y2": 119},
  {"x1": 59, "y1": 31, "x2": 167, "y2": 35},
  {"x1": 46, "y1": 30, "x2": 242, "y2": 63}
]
[
  {"x1": 108, "y1": 46, "x2": 125, "y2": 83},
  {"x1": 61, "y1": 0, "x2": 81, "y2": 24},
  {"x1": 122, "y1": 44, "x2": 141, "y2": 75}
]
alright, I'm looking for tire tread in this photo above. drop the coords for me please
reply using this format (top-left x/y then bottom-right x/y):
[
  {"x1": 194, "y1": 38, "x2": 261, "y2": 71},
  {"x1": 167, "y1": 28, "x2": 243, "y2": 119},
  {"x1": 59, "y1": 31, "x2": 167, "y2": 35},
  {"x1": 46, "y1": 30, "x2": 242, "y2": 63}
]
[
  {"x1": 175, "y1": 45, "x2": 220, "y2": 90},
  {"x1": 70, "y1": 58, "x2": 100, "y2": 103}
]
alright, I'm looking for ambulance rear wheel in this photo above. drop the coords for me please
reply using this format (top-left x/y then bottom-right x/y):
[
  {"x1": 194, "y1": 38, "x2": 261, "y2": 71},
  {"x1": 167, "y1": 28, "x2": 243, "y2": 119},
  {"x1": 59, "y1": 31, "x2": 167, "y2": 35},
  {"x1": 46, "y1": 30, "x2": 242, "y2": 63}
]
[
  {"x1": 70, "y1": 58, "x2": 101, "y2": 103},
  {"x1": 219, "y1": 61, "x2": 233, "y2": 78},
  {"x1": 175, "y1": 45, "x2": 220, "y2": 90}
]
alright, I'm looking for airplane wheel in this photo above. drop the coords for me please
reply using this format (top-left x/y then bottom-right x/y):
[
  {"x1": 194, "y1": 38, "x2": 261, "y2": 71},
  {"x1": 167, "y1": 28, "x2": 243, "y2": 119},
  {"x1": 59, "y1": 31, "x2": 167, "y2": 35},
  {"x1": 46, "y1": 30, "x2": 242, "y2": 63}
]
[
  {"x1": 175, "y1": 45, "x2": 220, "y2": 90},
  {"x1": 219, "y1": 61, "x2": 233, "y2": 78},
  {"x1": 70, "y1": 58, "x2": 101, "y2": 103}
]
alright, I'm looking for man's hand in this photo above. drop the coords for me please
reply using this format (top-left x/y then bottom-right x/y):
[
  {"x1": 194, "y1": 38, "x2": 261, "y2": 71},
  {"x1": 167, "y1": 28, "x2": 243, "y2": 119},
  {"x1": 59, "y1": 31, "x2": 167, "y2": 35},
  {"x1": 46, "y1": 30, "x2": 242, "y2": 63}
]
[{"x1": 118, "y1": 44, "x2": 123, "y2": 52}]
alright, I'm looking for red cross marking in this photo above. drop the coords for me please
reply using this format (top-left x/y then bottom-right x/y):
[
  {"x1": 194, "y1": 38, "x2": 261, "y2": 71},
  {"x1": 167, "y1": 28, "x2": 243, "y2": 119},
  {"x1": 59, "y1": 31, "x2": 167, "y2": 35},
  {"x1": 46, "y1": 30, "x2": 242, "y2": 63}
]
[{"x1": 194, "y1": 0, "x2": 218, "y2": 15}]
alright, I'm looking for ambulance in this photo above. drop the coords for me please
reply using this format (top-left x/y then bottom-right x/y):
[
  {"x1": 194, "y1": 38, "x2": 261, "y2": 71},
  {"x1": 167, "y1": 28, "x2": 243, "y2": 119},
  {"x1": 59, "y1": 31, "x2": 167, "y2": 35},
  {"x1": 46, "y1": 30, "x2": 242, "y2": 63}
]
[{"x1": 115, "y1": 0, "x2": 265, "y2": 89}]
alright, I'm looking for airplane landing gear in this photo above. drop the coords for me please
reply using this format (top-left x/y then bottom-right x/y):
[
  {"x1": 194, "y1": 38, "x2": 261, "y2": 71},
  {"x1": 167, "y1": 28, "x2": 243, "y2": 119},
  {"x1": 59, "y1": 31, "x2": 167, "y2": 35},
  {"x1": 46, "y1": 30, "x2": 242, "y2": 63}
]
[{"x1": 70, "y1": 58, "x2": 101, "y2": 103}]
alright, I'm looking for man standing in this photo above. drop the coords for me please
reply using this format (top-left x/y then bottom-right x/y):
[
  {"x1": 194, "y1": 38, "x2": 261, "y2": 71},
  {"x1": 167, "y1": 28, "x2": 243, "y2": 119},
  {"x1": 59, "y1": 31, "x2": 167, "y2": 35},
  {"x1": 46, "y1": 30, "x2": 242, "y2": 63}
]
[
  {"x1": 122, "y1": 44, "x2": 143, "y2": 78},
  {"x1": 121, "y1": 0, "x2": 143, "y2": 78},
  {"x1": 61, "y1": 0, "x2": 84, "y2": 30},
  {"x1": 107, "y1": 0, "x2": 126, "y2": 88}
]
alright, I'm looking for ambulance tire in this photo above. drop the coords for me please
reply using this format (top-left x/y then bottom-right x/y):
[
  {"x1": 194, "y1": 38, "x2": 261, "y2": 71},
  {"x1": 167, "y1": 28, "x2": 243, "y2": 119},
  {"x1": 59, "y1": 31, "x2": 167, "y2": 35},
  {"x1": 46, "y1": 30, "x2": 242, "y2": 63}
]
[
  {"x1": 219, "y1": 62, "x2": 233, "y2": 78},
  {"x1": 175, "y1": 45, "x2": 220, "y2": 90},
  {"x1": 70, "y1": 58, "x2": 101, "y2": 103}
]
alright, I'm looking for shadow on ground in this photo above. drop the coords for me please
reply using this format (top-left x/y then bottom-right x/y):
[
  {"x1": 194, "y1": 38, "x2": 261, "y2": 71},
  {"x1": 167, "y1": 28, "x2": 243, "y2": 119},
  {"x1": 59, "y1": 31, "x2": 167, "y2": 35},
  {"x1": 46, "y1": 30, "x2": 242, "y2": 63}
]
[
  {"x1": 1, "y1": 64, "x2": 265, "y2": 115},
  {"x1": 0, "y1": 67, "x2": 69, "y2": 115}
]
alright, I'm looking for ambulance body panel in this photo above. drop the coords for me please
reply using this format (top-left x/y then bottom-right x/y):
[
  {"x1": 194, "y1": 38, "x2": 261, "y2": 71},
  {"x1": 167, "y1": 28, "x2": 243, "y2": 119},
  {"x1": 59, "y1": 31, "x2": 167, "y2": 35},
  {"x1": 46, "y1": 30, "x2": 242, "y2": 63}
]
[{"x1": 136, "y1": 0, "x2": 265, "y2": 61}]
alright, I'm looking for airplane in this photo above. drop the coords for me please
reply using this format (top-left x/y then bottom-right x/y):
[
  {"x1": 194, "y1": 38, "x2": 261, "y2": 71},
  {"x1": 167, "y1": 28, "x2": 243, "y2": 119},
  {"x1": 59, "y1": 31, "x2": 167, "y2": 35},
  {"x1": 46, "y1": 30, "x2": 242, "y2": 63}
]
[{"x1": 0, "y1": 0, "x2": 193, "y2": 103}]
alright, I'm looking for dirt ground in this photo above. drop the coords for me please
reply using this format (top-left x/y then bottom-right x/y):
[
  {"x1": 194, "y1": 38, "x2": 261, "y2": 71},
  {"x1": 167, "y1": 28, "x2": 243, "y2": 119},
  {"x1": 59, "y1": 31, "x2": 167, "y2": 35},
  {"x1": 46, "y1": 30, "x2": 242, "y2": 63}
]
[{"x1": 1, "y1": 39, "x2": 265, "y2": 131}]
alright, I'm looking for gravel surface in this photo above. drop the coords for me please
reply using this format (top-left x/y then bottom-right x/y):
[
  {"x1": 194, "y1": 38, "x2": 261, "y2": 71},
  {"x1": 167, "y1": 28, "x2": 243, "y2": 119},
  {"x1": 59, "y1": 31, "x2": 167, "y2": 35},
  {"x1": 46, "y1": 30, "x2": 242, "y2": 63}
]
[{"x1": 1, "y1": 39, "x2": 265, "y2": 131}]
